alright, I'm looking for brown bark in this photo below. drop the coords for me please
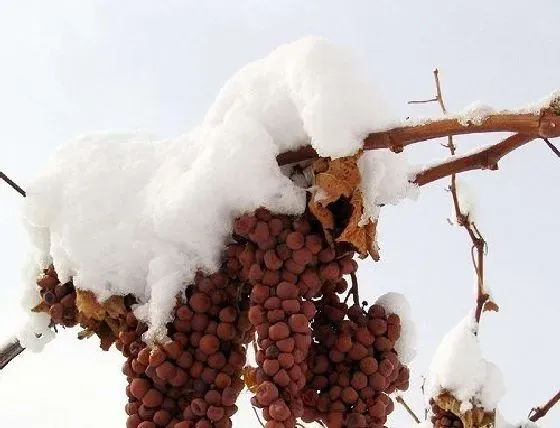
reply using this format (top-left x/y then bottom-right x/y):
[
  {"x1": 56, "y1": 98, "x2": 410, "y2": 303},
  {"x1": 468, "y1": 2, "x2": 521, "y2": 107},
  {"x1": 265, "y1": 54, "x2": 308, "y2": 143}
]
[
  {"x1": 276, "y1": 110, "x2": 560, "y2": 166},
  {"x1": 0, "y1": 340, "x2": 24, "y2": 370}
]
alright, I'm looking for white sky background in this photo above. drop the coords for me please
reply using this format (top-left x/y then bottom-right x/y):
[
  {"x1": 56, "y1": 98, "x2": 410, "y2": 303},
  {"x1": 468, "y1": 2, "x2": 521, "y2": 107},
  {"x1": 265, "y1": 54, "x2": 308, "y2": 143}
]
[{"x1": 0, "y1": 1, "x2": 559, "y2": 426}]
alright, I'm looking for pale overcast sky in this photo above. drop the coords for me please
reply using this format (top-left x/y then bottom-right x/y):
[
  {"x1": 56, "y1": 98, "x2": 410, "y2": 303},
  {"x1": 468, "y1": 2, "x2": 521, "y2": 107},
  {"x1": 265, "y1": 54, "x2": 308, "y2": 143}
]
[{"x1": 1, "y1": 1, "x2": 559, "y2": 427}]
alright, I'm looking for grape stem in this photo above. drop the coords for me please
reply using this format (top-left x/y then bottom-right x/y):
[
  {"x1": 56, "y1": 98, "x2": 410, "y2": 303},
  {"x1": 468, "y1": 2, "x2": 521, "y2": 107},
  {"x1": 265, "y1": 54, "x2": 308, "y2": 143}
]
[
  {"x1": 395, "y1": 394, "x2": 421, "y2": 424},
  {"x1": 349, "y1": 273, "x2": 360, "y2": 308},
  {"x1": 408, "y1": 69, "x2": 490, "y2": 327},
  {"x1": 0, "y1": 171, "x2": 26, "y2": 197},
  {"x1": 543, "y1": 137, "x2": 560, "y2": 158},
  {"x1": 528, "y1": 389, "x2": 560, "y2": 423},
  {"x1": 0, "y1": 339, "x2": 25, "y2": 370},
  {"x1": 251, "y1": 405, "x2": 265, "y2": 427}
]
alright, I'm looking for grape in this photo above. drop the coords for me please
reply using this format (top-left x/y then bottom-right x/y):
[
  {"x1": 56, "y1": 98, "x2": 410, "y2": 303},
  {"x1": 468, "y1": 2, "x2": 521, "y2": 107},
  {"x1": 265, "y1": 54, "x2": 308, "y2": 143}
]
[
  {"x1": 268, "y1": 322, "x2": 290, "y2": 341},
  {"x1": 130, "y1": 378, "x2": 150, "y2": 400},
  {"x1": 285, "y1": 232, "x2": 305, "y2": 250},
  {"x1": 142, "y1": 389, "x2": 164, "y2": 408}
]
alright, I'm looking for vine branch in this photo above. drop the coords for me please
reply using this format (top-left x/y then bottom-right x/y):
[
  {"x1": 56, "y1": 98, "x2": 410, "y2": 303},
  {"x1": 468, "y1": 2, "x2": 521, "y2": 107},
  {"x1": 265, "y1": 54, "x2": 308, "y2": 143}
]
[
  {"x1": 412, "y1": 133, "x2": 536, "y2": 186},
  {"x1": 0, "y1": 171, "x2": 26, "y2": 197},
  {"x1": 395, "y1": 394, "x2": 421, "y2": 424},
  {"x1": 276, "y1": 105, "x2": 560, "y2": 166},
  {"x1": 528, "y1": 389, "x2": 560, "y2": 422},
  {"x1": 543, "y1": 137, "x2": 560, "y2": 158},
  {"x1": 408, "y1": 69, "x2": 490, "y2": 326},
  {"x1": 0, "y1": 339, "x2": 24, "y2": 370}
]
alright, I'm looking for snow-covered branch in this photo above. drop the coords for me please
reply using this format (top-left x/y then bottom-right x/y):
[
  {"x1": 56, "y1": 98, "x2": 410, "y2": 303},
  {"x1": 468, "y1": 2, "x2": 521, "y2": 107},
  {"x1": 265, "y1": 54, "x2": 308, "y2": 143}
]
[
  {"x1": 276, "y1": 111, "x2": 560, "y2": 166},
  {"x1": 412, "y1": 133, "x2": 536, "y2": 186}
]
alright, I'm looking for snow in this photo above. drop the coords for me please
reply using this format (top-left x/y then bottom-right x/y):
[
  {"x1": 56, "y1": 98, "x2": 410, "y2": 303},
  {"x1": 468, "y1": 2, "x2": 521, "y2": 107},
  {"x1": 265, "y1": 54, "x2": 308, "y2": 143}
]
[
  {"x1": 375, "y1": 292, "x2": 417, "y2": 363},
  {"x1": 358, "y1": 150, "x2": 418, "y2": 224},
  {"x1": 202, "y1": 36, "x2": 395, "y2": 158},
  {"x1": 454, "y1": 177, "x2": 478, "y2": 223},
  {"x1": 496, "y1": 411, "x2": 540, "y2": 428},
  {"x1": 412, "y1": 421, "x2": 432, "y2": 428},
  {"x1": 18, "y1": 36, "x2": 405, "y2": 345},
  {"x1": 18, "y1": 312, "x2": 55, "y2": 352},
  {"x1": 516, "y1": 89, "x2": 560, "y2": 115},
  {"x1": 425, "y1": 314, "x2": 505, "y2": 412},
  {"x1": 401, "y1": 89, "x2": 560, "y2": 132},
  {"x1": 457, "y1": 102, "x2": 497, "y2": 126}
]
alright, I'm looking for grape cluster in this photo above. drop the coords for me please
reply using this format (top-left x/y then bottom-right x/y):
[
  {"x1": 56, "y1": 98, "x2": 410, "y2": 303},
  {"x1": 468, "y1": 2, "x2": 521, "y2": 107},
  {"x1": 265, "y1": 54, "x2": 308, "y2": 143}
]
[
  {"x1": 429, "y1": 401, "x2": 463, "y2": 428},
  {"x1": 121, "y1": 248, "x2": 252, "y2": 428},
  {"x1": 36, "y1": 265, "x2": 78, "y2": 328},
  {"x1": 234, "y1": 209, "x2": 324, "y2": 428},
  {"x1": 35, "y1": 207, "x2": 411, "y2": 428},
  {"x1": 301, "y1": 290, "x2": 409, "y2": 427}
]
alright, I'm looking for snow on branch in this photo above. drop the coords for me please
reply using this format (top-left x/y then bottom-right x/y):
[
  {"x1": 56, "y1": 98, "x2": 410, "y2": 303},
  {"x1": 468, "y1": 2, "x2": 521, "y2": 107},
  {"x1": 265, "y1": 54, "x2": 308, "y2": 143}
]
[
  {"x1": 276, "y1": 110, "x2": 560, "y2": 166},
  {"x1": 412, "y1": 133, "x2": 536, "y2": 186}
]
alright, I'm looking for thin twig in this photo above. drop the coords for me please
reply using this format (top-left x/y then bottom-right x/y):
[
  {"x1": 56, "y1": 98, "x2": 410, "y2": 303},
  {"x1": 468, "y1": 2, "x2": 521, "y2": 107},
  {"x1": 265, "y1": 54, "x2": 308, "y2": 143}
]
[
  {"x1": 252, "y1": 406, "x2": 265, "y2": 427},
  {"x1": 408, "y1": 69, "x2": 491, "y2": 325},
  {"x1": 0, "y1": 171, "x2": 26, "y2": 197},
  {"x1": 433, "y1": 69, "x2": 448, "y2": 114},
  {"x1": 0, "y1": 339, "x2": 25, "y2": 370},
  {"x1": 349, "y1": 273, "x2": 360, "y2": 307},
  {"x1": 408, "y1": 97, "x2": 438, "y2": 104},
  {"x1": 421, "y1": 377, "x2": 428, "y2": 420},
  {"x1": 395, "y1": 395, "x2": 421, "y2": 424},
  {"x1": 528, "y1": 389, "x2": 560, "y2": 422},
  {"x1": 543, "y1": 137, "x2": 560, "y2": 158}
]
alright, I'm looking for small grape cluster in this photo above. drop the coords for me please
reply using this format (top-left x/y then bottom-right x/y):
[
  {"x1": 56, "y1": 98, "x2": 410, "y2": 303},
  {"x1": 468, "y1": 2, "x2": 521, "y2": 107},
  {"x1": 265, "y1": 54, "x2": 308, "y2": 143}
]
[
  {"x1": 429, "y1": 401, "x2": 463, "y2": 428},
  {"x1": 301, "y1": 290, "x2": 409, "y2": 427},
  {"x1": 121, "y1": 251, "x2": 252, "y2": 428},
  {"x1": 36, "y1": 265, "x2": 78, "y2": 328}
]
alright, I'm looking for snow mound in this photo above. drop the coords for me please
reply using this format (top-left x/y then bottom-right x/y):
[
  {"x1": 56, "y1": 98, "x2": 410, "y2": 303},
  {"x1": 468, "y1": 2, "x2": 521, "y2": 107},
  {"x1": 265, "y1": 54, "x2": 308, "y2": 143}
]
[
  {"x1": 375, "y1": 292, "x2": 417, "y2": 363},
  {"x1": 425, "y1": 315, "x2": 505, "y2": 412},
  {"x1": 18, "y1": 36, "x2": 410, "y2": 345},
  {"x1": 358, "y1": 150, "x2": 418, "y2": 224},
  {"x1": 457, "y1": 101, "x2": 497, "y2": 126},
  {"x1": 453, "y1": 177, "x2": 478, "y2": 223}
]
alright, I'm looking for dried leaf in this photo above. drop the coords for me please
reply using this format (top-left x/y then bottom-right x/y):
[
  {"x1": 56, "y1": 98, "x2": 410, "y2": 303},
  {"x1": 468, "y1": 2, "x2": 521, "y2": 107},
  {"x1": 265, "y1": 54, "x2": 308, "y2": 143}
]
[
  {"x1": 31, "y1": 301, "x2": 49, "y2": 314},
  {"x1": 77, "y1": 330, "x2": 95, "y2": 340},
  {"x1": 483, "y1": 301, "x2": 500, "y2": 313},
  {"x1": 309, "y1": 198, "x2": 335, "y2": 231},
  {"x1": 312, "y1": 157, "x2": 330, "y2": 174},
  {"x1": 366, "y1": 219, "x2": 380, "y2": 261},
  {"x1": 308, "y1": 153, "x2": 380, "y2": 258},
  {"x1": 242, "y1": 366, "x2": 259, "y2": 393},
  {"x1": 336, "y1": 191, "x2": 369, "y2": 256},
  {"x1": 76, "y1": 289, "x2": 127, "y2": 321},
  {"x1": 434, "y1": 393, "x2": 495, "y2": 428}
]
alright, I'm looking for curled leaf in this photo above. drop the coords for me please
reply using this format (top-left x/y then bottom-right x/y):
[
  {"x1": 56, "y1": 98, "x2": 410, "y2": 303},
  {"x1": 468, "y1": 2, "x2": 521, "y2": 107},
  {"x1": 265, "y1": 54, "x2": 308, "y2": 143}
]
[
  {"x1": 434, "y1": 393, "x2": 495, "y2": 428},
  {"x1": 308, "y1": 153, "x2": 380, "y2": 259},
  {"x1": 483, "y1": 301, "x2": 500, "y2": 313}
]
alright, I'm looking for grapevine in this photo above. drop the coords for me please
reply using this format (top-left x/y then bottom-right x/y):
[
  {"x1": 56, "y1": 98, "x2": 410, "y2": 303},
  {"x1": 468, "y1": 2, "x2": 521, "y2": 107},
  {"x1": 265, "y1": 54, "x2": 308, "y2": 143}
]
[{"x1": 1, "y1": 37, "x2": 560, "y2": 428}]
